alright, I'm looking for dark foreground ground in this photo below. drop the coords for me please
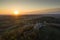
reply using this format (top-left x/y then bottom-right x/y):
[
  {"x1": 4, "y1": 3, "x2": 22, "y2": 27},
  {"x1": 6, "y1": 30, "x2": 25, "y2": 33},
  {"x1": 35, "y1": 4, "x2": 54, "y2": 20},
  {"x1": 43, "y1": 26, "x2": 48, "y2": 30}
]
[{"x1": 0, "y1": 15, "x2": 60, "y2": 40}]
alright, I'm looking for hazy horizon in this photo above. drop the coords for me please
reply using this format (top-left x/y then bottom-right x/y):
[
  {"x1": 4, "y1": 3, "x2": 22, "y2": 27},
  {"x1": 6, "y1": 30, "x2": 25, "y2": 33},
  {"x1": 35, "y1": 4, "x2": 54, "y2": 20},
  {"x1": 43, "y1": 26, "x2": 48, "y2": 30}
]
[{"x1": 0, "y1": 0, "x2": 60, "y2": 15}]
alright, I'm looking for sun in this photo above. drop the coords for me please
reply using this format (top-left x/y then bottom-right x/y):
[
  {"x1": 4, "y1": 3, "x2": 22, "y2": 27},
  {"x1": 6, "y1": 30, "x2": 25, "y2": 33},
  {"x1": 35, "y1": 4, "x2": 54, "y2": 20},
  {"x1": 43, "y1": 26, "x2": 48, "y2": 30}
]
[{"x1": 14, "y1": 10, "x2": 19, "y2": 15}]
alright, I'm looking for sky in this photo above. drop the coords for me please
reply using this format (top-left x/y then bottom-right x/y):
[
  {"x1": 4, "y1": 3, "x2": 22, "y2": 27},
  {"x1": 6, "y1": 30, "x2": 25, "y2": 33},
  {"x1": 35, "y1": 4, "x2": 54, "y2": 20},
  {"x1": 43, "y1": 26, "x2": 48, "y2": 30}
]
[{"x1": 0, "y1": 0, "x2": 60, "y2": 15}]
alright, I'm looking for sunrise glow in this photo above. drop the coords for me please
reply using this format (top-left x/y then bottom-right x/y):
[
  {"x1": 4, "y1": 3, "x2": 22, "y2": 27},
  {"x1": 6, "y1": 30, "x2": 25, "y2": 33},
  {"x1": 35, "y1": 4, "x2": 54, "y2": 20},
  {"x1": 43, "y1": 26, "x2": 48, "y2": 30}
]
[{"x1": 13, "y1": 10, "x2": 19, "y2": 15}]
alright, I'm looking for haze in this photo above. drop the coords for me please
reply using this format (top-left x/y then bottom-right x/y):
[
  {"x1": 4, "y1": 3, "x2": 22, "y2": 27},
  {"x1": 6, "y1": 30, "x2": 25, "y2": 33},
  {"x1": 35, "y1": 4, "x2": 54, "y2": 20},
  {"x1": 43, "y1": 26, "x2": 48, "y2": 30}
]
[{"x1": 0, "y1": 0, "x2": 60, "y2": 15}]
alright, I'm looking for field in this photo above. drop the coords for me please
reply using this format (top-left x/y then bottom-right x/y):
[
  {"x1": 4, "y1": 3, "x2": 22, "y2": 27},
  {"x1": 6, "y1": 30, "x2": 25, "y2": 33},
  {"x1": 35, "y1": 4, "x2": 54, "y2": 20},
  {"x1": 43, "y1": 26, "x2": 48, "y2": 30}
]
[{"x1": 0, "y1": 15, "x2": 60, "y2": 40}]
